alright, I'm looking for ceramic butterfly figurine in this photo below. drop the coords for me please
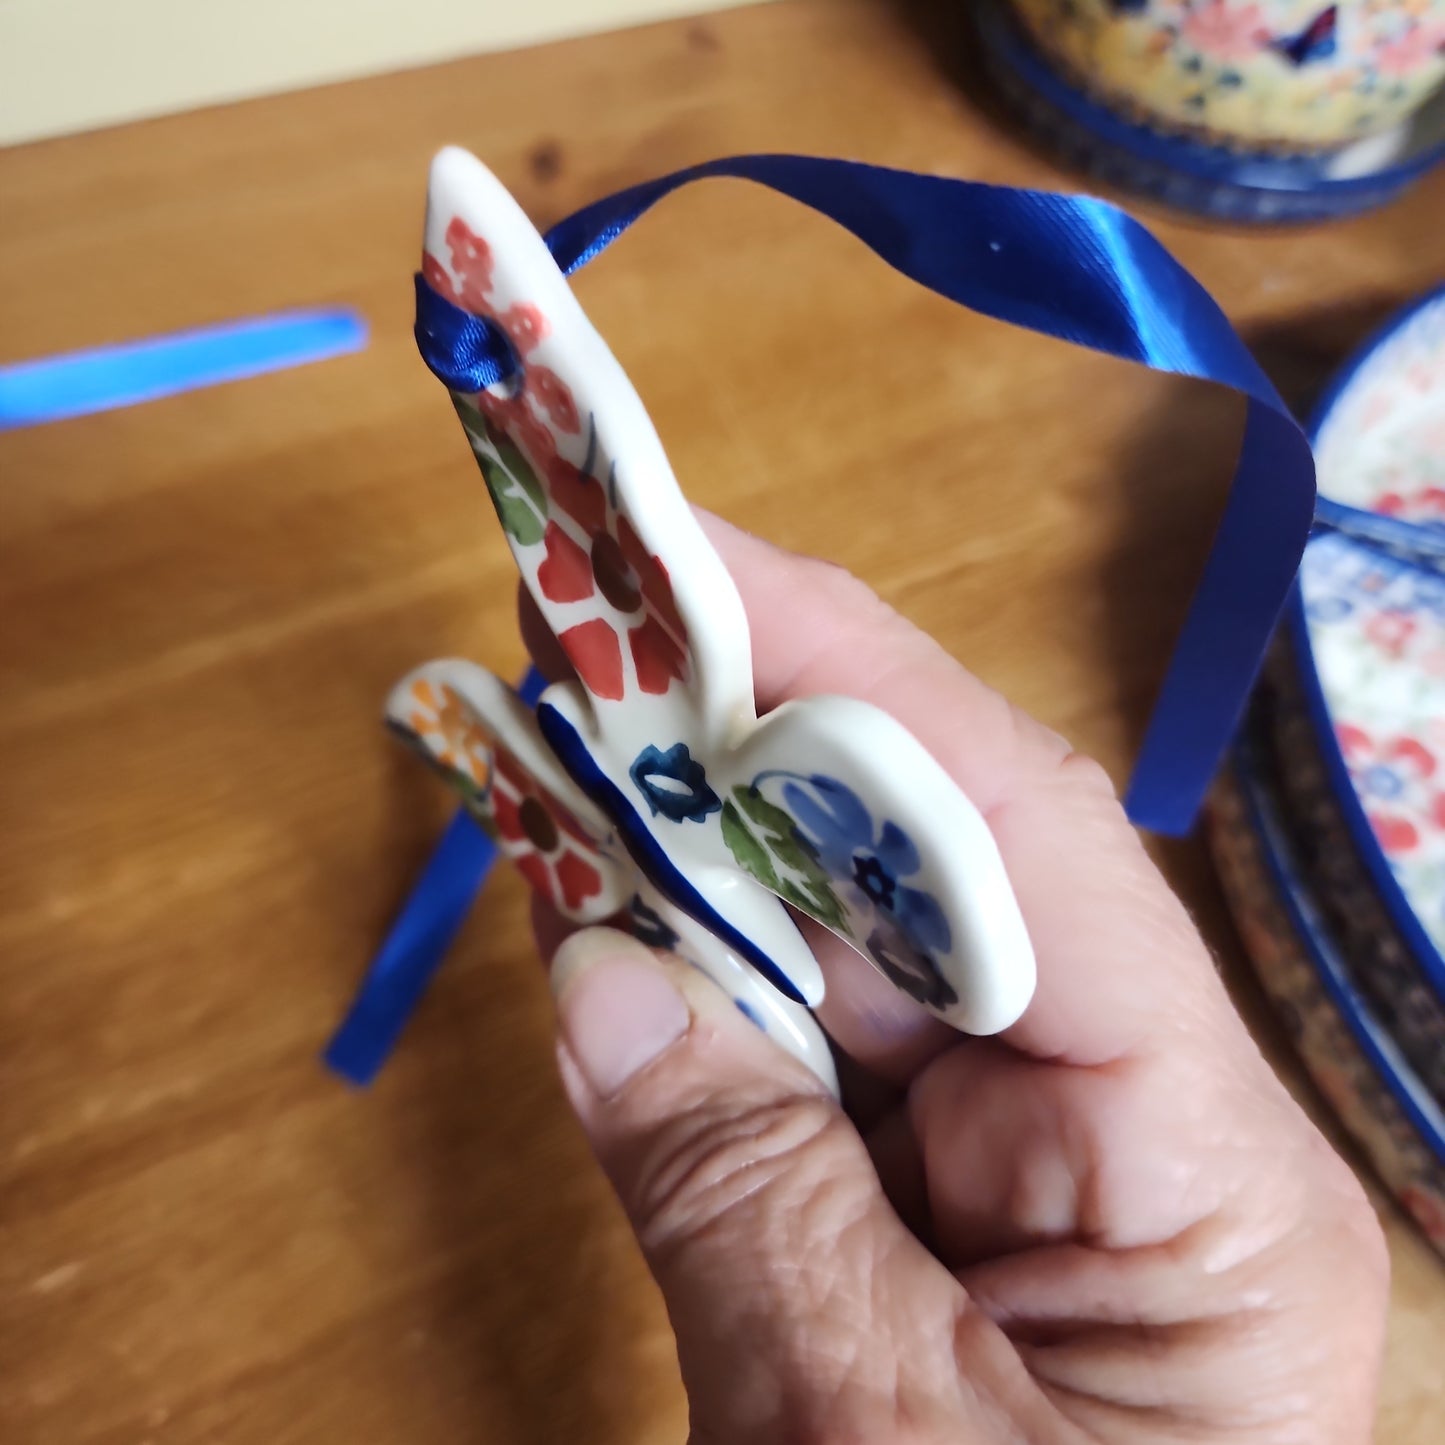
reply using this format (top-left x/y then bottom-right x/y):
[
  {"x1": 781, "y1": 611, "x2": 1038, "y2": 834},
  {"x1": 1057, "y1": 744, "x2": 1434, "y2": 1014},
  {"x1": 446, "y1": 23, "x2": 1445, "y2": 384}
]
[{"x1": 386, "y1": 147, "x2": 1036, "y2": 1091}]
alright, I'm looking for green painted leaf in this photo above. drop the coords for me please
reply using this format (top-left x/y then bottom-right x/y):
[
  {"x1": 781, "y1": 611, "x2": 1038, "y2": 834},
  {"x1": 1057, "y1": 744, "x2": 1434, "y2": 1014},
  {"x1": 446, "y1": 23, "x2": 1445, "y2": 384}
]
[
  {"x1": 729, "y1": 785, "x2": 849, "y2": 931},
  {"x1": 780, "y1": 877, "x2": 848, "y2": 933},
  {"x1": 495, "y1": 492, "x2": 545, "y2": 546},
  {"x1": 478, "y1": 454, "x2": 546, "y2": 545},
  {"x1": 734, "y1": 785, "x2": 830, "y2": 884},
  {"x1": 734, "y1": 785, "x2": 795, "y2": 836},
  {"x1": 771, "y1": 831, "x2": 829, "y2": 884},
  {"x1": 495, "y1": 435, "x2": 547, "y2": 514},
  {"x1": 721, "y1": 800, "x2": 781, "y2": 891},
  {"x1": 477, "y1": 451, "x2": 508, "y2": 501}
]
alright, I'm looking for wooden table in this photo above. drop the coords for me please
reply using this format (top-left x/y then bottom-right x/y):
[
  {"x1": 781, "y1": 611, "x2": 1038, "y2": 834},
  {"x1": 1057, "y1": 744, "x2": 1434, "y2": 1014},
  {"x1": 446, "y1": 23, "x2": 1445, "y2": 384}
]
[{"x1": 3, "y1": 3, "x2": 1442, "y2": 1440}]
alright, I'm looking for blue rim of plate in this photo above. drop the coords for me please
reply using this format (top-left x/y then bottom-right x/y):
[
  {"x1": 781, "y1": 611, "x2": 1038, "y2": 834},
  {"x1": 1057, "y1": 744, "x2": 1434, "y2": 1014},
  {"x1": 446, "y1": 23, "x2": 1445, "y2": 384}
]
[
  {"x1": 975, "y1": 0, "x2": 1445, "y2": 222},
  {"x1": 1283, "y1": 285, "x2": 1445, "y2": 1004},
  {"x1": 1233, "y1": 732, "x2": 1445, "y2": 1168}
]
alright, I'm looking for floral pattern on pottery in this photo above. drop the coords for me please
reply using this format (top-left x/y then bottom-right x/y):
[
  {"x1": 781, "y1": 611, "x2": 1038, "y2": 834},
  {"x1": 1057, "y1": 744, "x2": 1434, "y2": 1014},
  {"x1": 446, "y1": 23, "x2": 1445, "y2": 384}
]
[
  {"x1": 1302, "y1": 292, "x2": 1445, "y2": 958},
  {"x1": 387, "y1": 149, "x2": 1037, "y2": 1076},
  {"x1": 716, "y1": 772, "x2": 962, "y2": 1011},
  {"x1": 428, "y1": 213, "x2": 690, "y2": 703},
  {"x1": 1208, "y1": 760, "x2": 1445, "y2": 1258},
  {"x1": 390, "y1": 676, "x2": 615, "y2": 920},
  {"x1": 389, "y1": 662, "x2": 839, "y2": 1090},
  {"x1": 1252, "y1": 644, "x2": 1445, "y2": 1100},
  {"x1": 393, "y1": 676, "x2": 493, "y2": 799},
  {"x1": 1314, "y1": 291, "x2": 1445, "y2": 515},
  {"x1": 1010, "y1": 0, "x2": 1445, "y2": 150},
  {"x1": 1299, "y1": 538, "x2": 1445, "y2": 951}
]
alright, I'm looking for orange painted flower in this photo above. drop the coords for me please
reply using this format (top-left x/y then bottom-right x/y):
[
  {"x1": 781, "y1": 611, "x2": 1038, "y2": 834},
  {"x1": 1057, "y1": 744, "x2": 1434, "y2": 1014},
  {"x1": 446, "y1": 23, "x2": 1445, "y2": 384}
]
[{"x1": 403, "y1": 678, "x2": 492, "y2": 791}]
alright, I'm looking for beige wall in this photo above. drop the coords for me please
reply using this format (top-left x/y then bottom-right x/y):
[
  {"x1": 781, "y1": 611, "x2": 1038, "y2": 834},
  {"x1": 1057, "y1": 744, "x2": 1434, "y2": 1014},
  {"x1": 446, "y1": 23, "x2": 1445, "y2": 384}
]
[{"x1": 0, "y1": 1, "x2": 754, "y2": 145}]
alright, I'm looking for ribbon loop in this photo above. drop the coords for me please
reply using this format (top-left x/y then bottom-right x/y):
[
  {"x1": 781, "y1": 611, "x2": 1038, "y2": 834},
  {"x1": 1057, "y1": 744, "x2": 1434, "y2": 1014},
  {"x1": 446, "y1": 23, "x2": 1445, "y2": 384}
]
[{"x1": 413, "y1": 273, "x2": 519, "y2": 392}]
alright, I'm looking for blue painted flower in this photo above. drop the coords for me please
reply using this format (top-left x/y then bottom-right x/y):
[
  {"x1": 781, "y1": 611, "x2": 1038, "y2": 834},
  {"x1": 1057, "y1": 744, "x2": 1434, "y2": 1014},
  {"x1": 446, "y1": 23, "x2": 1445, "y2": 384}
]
[
  {"x1": 866, "y1": 920, "x2": 958, "y2": 1011},
  {"x1": 782, "y1": 775, "x2": 952, "y2": 961},
  {"x1": 630, "y1": 742, "x2": 721, "y2": 823},
  {"x1": 1305, "y1": 594, "x2": 1354, "y2": 624},
  {"x1": 1361, "y1": 763, "x2": 1404, "y2": 801}
]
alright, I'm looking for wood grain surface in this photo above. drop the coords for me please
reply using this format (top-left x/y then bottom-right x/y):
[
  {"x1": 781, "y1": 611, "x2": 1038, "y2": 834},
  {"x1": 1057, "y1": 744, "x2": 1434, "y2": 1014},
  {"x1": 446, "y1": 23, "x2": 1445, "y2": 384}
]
[{"x1": 2, "y1": 2, "x2": 1442, "y2": 1440}]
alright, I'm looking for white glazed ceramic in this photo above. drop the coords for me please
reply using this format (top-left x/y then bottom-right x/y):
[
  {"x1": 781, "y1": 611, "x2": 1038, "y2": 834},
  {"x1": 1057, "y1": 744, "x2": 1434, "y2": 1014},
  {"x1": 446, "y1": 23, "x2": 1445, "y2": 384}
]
[{"x1": 386, "y1": 149, "x2": 1037, "y2": 1088}]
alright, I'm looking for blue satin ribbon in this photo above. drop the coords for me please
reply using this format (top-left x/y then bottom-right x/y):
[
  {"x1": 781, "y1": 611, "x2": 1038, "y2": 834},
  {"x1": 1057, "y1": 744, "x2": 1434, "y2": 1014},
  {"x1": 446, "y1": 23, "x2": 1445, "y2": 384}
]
[
  {"x1": 0, "y1": 308, "x2": 367, "y2": 430},
  {"x1": 412, "y1": 274, "x2": 515, "y2": 392},
  {"x1": 417, "y1": 154, "x2": 1317, "y2": 836},
  {"x1": 325, "y1": 667, "x2": 547, "y2": 1084}
]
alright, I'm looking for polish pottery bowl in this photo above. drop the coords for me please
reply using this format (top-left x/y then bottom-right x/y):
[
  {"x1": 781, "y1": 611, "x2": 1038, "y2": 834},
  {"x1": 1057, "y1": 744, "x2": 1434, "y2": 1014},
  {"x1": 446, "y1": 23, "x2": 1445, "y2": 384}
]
[
  {"x1": 1209, "y1": 287, "x2": 1445, "y2": 1254},
  {"x1": 1007, "y1": 0, "x2": 1445, "y2": 153},
  {"x1": 980, "y1": 0, "x2": 1445, "y2": 220}
]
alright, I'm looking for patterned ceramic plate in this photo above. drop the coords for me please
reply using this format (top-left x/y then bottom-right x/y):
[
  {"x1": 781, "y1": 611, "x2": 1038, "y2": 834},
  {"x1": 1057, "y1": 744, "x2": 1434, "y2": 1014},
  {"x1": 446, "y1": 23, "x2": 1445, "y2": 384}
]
[
  {"x1": 1210, "y1": 739, "x2": 1445, "y2": 1257},
  {"x1": 1240, "y1": 289, "x2": 1445, "y2": 1110},
  {"x1": 1297, "y1": 294, "x2": 1445, "y2": 950}
]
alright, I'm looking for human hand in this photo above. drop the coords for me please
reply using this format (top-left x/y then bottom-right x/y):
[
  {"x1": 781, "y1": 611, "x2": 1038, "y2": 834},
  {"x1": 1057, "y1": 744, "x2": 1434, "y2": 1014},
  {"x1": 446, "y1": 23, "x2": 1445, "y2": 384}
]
[{"x1": 523, "y1": 514, "x2": 1388, "y2": 1444}]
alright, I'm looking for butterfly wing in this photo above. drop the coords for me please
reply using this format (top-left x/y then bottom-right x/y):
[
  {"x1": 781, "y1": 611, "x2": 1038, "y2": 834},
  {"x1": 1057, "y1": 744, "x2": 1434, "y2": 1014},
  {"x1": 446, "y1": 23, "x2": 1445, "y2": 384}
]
[
  {"x1": 1275, "y1": 5, "x2": 1337, "y2": 65},
  {"x1": 412, "y1": 151, "x2": 1031, "y2": 1032},
  {"x1": 385, "y1": 663, "x2": 836, "y2": 1086},
  {"x1": 418, "y1": 149, "x2": 835, "y2": 1005},
  {"x1": 722, "y1": 695, "x2": 1036, "y2": 1034},
  {"x1": 387, "y1": 660, "x2": 630, "y2": 924},
  {"x1": 419, "y1": 148, "x2": 755, "y2": 759}
]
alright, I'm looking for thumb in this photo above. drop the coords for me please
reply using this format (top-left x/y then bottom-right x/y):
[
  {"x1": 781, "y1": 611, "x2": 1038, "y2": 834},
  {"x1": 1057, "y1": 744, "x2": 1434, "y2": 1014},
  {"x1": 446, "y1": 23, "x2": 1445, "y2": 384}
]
[{"x1": 548, "y1": 927, "x2": 1021, "y2": 1440}]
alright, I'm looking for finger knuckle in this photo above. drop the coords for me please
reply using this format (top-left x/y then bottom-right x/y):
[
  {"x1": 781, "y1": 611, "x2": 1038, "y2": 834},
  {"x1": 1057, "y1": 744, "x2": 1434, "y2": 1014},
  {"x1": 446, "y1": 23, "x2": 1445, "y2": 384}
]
[
  {"x1": 631, "y1": 1090, "x2": 849, "y2": 1257},
  {"x1": 1053, "y1": 748, "x2": 1119, "y2": 802}
]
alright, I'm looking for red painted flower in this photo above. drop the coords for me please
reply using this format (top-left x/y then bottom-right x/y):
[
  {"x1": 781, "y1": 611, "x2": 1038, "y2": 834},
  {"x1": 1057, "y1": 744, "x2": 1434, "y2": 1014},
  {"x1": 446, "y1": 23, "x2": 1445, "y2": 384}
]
[
  {"x1": 422, "y1": 212, "x2": 688, "y2": 703},
  {"x1": 422, "y1": 216, "x2": 581, "y2": 435},
  {"x1": 1378, "y1": 23, "x2": 1445, "y2": 80},
  {"x1": 528, "y1": 457, "x2": 688, "y2": 701},
  {"x1": 1180, "y1": 0, "x2": 1268, "y2": 61},
  {"x1": 1357, "y1": 391, "x2": 1395, "y2": 430},
  {"x1": 529, "y1": 366, "x2": 580, "y2": 433},
  {"x1": 446, "y1": 216, "x2": 495, "y2": 311},
  {"x1": 490, "y1": 747, "x2": 605, "y2": 911},
  {"x1": 1337, "y1": 723, "x2": 1439, "y2": 857},
  {"x1": 1376, "y1": 486, "x2": 1445, "y2": 523},
  {"x1": 1363, "y1": 608, "x2": 1418, "y2": 658}
]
